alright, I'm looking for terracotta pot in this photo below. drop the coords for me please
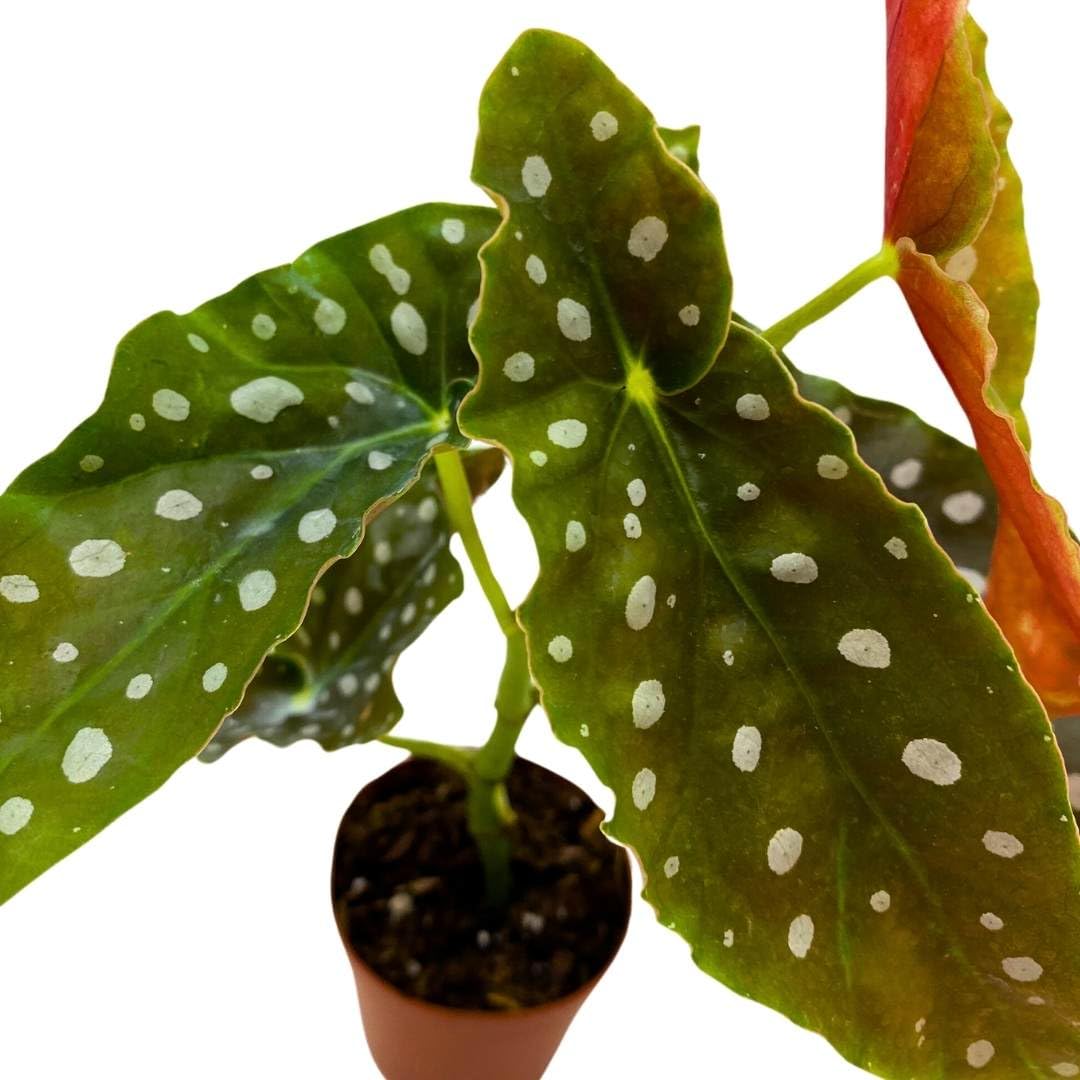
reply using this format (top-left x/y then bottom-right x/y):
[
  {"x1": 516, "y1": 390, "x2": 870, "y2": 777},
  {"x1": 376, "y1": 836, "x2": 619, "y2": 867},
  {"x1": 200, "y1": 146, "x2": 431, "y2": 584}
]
[{"x1": 331, "y1": 758, "x2": 631, "y2": 1080}]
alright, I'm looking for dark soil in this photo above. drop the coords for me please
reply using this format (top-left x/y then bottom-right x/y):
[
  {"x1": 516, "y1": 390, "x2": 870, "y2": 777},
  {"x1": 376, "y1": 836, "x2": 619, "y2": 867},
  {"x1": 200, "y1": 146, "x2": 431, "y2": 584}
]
[{"x1": 331, "y1": 757, "x2": 631, "y2": 1011}]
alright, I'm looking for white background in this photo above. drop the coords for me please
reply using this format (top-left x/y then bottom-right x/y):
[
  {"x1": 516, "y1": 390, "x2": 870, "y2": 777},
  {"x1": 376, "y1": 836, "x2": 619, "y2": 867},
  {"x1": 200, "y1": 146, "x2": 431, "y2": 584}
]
[{"x1": 0, "y1": 2, "x2": 1075, "y2": 1077}]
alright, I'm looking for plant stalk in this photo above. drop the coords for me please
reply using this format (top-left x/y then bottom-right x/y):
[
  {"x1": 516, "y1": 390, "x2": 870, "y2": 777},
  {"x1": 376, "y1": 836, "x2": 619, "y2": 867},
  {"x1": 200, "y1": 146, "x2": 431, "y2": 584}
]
[
  {"x1": 761, "y1": 243, "x2": 899, "y2": 351},
  {"x1": 434, "y1": 448, "x2": 517, "y2": 637},
  {"x1": 431, "y1": 448, "x2": 538, "y2": 908}
]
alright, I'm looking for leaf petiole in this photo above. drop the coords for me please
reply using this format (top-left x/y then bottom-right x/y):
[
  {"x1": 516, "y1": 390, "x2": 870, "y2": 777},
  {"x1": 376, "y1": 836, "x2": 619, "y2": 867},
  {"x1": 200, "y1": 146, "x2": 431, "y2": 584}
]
[
  {"x1": 762, "y1": 242, "x2": 899, "y2": 350},
  {"x1": 434, "y1": 447, "x2": 517, "y2": 637},
  {"x1": 420, "y1": 447, "x2": 538, "y2": 907},
  {"x1": 378, "y1": 734, "x2": 477, "y2": 776}
]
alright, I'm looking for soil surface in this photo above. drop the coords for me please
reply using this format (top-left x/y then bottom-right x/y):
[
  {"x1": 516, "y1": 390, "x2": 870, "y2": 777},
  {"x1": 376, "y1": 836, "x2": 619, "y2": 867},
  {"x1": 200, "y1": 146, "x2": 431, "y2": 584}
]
[{"x1": 332, "y1": 757, "x2": 630, "y2": 1011}]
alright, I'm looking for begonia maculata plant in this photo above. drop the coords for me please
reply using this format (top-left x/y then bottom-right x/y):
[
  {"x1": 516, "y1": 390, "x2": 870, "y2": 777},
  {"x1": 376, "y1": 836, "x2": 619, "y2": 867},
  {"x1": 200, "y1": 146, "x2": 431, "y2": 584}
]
[{"x1": 2, "y1": 4, "x2": 1079, "y2": 1076}]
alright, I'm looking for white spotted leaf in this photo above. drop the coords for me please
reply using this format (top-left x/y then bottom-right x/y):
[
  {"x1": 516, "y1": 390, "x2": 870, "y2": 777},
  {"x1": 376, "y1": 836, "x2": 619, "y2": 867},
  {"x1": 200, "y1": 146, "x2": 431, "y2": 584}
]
[
  {"x1": 470, "y1": 31, "x2": 732, "y2": 395},
  {"x1": 788, "y1": 356, "x2": 997, "y2": 586},
  {"x1": 0, "y1": 203, "x2": 492, "y2": 903},
  {"x1": 461, "y1": 30, "x2": 1080, "y2": 1079},
  {"x1": 651, "y1": 130, "x2": 996, "y2": 588},
  {"x1": 201, "y1": 449, "x2": 504, "y2": 759},
  {"x1": 662, "y1": 138, "x2": 995, "y2": 585}
]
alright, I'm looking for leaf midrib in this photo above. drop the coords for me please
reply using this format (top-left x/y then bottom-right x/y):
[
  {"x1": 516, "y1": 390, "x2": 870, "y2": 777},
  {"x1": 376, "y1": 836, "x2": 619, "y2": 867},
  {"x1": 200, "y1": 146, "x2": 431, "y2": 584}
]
[{"x1": 581, "y1": 234, "x2": 945, "y2": 901}]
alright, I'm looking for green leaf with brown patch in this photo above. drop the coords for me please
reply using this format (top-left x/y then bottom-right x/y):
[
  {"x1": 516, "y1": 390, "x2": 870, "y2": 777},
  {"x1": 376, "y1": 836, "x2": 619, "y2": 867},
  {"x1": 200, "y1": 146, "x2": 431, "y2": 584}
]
[
  {"x1": 958, "y1": 17, "x2": 1038, "y2": 442},
  {"x1": 0, "y1": 203, "x2": 493, "y2": 904},
  {"x1": 462, "y1": 29, "x2": 1080, "y2": 1078},
  {"x1": 201, "y1": 448, "x2": 504, "y2": 760}
]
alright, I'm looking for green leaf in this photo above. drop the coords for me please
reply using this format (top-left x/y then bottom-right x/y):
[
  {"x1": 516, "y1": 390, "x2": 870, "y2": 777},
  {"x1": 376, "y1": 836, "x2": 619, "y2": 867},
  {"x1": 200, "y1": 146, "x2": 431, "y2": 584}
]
[
  {"x1": 667, "y1": 135, "x2": 997, "y2": 585},
  {"x1": 198, "y1": 109, "x2": 697, "y2": 764},
  {"x1": 469, "y1": 30, "x2": 732, "y2": 396},
  {"x1": 656, "y1": 124, "x2": 701, "y2": 175},
  {"x1": 962, "y1": 15, "x2": 1038, "y2": 444},
  {"x1": 730, "y1": 314, "x2": 997, "y2": 588},
  {"x1": 201, "y1": 448, "x2": 504, "y2": 760},
  {"x1": 0, "y1": 203, "x2": 493, "y2": 904},
  {"x1": 790, "y1": 361, "x2": 996, "y2": 590},
  {"x1": 462, "y1": 30, "x2": 1080, "y2": 1078}
]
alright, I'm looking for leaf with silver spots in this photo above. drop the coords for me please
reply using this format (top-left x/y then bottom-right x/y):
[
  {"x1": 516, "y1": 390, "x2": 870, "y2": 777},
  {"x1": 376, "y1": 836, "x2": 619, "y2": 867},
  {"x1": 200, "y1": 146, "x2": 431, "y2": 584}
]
[
  {"x1": 0, "y1": 203, "x2": 491, "y2": 904},
  {"x1": 462, "y1": 29, "x2": 1080, "y2": 1079},
  {"x1": 790, "y1": 360, "x2": 996, "y2": 587},
  {"x1": 201, "y1": 449, "x2": 504, "y2": 759}
]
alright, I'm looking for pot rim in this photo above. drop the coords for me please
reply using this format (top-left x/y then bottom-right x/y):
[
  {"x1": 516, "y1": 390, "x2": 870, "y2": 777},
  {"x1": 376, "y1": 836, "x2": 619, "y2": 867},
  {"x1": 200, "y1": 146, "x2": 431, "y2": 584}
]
[{"x1": 331, "y1": 755, "x2": 633, "y2": 1020}]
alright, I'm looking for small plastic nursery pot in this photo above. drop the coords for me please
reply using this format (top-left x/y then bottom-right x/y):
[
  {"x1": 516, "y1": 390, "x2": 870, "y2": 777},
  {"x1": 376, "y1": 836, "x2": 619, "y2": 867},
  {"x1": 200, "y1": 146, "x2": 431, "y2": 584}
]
[{"x1": 331, "y1": 756, "x2": 631, "y2": 1080}]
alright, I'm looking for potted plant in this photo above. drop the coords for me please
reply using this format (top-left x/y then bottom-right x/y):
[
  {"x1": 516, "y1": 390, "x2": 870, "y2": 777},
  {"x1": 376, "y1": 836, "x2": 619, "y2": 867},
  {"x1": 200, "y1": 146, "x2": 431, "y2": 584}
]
[{"x1": 3, "y1": 3, "x2": 1080, "y2": 1077}]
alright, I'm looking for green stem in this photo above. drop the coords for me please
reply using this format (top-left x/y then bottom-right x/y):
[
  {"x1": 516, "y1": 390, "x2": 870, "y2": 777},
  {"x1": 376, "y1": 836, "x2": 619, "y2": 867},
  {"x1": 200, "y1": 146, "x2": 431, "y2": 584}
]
[
  {"x1": 476, "y1": 631, "x2": 536, "y2": 780},
  {"x1": 379, "y1": 733, "x2": 517, "y2": 906},
  {"x1": 762, "y1": 243, "x2": 899, "y2": 351},
  {"x1": 466, "y1": 778, "x2": 514, "y2": 908},
  {"x1": 434, "y1": 449, "x2": 516, "y2": 637},
  {"x1": 378, "y1": 734, "x2": 475, "y2": 776},
  {"x1": 430, "y1": 448, "x2": 538, "y2": 908}
]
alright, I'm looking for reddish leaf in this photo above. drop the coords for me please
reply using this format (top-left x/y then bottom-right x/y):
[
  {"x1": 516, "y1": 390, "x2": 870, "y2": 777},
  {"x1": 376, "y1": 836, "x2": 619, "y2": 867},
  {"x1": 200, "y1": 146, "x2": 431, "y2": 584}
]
[
  {"x1": 884, "y1": 1, "x2": 991, "y2": 257},
  {"x1": 895, "y1": 244, "x2": 1080, "y2": 713},
  {"x1": 988, "y1": 519, "x2": 1080, "y2": 718},
  {"x1": 886, "y1": 6, "x2": 1080, "y2": 713}
]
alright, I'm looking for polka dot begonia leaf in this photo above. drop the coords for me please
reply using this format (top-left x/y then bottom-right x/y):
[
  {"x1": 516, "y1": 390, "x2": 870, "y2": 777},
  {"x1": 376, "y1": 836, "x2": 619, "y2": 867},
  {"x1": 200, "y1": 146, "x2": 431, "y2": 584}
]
[
  {"x1": 201, "y1": 448, "x2": 504, "y2": 760},
  {"x1": 461, "y1": 30, "x2": 1080, "y2": 1078},
  {"x1": 786, "y1": 352, "x2": 996, "y2": 590},
  {"x1": 672, "y1": 142, "x2": 996, "y2": 592},
  {"x1": 0, "y1": 203, "x2": 494, "y2": 903}
]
